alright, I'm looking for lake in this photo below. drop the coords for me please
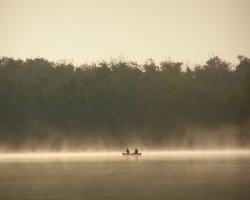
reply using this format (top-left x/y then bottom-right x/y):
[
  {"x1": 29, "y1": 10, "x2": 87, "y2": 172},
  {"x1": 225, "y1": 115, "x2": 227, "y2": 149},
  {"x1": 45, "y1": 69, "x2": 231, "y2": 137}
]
[{"x1": 0, "y1": 151, "x2": 250, "y2": 200}]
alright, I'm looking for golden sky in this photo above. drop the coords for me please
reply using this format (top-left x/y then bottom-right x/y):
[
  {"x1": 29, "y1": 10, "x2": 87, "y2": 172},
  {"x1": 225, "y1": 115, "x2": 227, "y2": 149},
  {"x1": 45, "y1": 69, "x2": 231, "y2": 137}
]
[{"x1": 0, "y1": 0, "x2": 249, "y2": 65}]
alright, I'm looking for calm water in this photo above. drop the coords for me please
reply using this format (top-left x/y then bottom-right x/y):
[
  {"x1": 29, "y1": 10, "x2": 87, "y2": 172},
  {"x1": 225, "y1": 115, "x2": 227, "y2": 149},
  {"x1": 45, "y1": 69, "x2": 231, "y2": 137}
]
[{"x1": 0, "y1": 151, "x2": 250, "y2": 200}]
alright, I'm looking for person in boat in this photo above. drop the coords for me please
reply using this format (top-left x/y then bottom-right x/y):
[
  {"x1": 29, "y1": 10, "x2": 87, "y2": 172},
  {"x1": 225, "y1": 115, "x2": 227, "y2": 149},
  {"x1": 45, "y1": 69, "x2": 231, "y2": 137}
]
[
  {"x1": 125, "y1": 148, "x2": 130, "y2": 155},
  {"x1": 134, "y1": 148, "x2": 139, "y2": 154}
]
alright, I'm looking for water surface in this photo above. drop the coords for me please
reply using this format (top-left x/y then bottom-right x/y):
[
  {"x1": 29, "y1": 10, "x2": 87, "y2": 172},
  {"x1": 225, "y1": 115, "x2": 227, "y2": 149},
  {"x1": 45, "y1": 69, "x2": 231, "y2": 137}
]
[{"x1": 0, "y1": 151, "x2": 249, "y2": 200}]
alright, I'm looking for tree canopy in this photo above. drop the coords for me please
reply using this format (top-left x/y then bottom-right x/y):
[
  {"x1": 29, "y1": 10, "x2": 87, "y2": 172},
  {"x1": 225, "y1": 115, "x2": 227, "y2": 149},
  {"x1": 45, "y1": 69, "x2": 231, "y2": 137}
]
[{"x1": 0, "y1": 56, "x2": 249, "y2": 150}]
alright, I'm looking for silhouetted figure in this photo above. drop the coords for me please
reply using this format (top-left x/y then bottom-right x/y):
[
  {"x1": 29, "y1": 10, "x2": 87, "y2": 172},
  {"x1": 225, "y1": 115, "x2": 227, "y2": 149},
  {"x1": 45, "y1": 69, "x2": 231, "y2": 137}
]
[
  {"x1": 126, "y1": 148, "x2": 130, "y2": 154},
  {"x1": 134, "y1": 148, "x2": 139, "y2": 154}
]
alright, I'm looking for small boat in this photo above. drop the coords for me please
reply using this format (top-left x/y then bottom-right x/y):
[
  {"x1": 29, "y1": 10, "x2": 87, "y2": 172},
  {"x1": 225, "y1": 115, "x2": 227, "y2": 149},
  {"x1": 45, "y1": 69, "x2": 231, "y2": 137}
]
[{"x1": 122, "y1": 152, "x2": 142, "y2": 156}]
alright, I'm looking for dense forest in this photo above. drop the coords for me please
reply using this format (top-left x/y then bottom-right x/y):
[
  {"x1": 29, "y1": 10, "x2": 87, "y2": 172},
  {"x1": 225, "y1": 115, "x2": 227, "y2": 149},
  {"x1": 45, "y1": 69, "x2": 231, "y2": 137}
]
[{"x1": 0, "y1": 56, "x2": 250, "y2": 150}]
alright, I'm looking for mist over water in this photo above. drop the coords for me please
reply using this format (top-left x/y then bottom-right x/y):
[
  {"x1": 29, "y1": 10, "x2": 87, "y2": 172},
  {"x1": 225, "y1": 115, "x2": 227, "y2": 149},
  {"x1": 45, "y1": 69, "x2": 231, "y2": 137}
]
[
  {"x1": 1, "y1": 0, "x2": 250, "y2": 198},
  {"x1": 0, "y1": 55, "x2": 249, "y2": 200},
  {"x1": 0, "y1": 150, "x2": 250, "y2": 200},
  {"x1": 0, "y1": 123, "x2": 249, "y2": 152}
]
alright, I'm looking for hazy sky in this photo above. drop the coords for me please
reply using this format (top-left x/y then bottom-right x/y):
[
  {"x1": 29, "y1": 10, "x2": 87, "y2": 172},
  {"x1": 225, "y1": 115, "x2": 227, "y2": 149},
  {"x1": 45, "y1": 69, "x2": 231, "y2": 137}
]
[{"x1": 0, "y1": 0, "x2": 249, "y2": 65}]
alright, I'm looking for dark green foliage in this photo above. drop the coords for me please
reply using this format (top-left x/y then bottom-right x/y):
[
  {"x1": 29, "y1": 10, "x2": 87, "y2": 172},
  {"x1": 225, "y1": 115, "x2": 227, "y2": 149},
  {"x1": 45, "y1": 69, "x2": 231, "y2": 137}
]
[{"x1": 0, "y1": 56, "x2": 249, "y2": 148}]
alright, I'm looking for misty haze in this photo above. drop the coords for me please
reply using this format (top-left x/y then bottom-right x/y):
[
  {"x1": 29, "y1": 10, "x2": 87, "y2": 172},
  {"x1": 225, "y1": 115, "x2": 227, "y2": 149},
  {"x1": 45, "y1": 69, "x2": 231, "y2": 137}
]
[{"x1": 1, "y1": 0, "x2": 250, "y2": 199}]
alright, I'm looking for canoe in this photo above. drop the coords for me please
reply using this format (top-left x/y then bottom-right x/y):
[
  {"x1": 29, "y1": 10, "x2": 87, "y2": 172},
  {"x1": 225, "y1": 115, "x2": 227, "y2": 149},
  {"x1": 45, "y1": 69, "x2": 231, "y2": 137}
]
[{"x1": 122, "y1": 152, "x2": 142, "y2": 156}]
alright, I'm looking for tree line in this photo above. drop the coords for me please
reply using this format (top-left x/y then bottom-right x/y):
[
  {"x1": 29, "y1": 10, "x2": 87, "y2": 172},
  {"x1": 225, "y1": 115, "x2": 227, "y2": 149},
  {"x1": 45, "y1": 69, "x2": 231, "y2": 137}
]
[{"x1": 0, "y1": 56, "x2": 249, "y2": 148}]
